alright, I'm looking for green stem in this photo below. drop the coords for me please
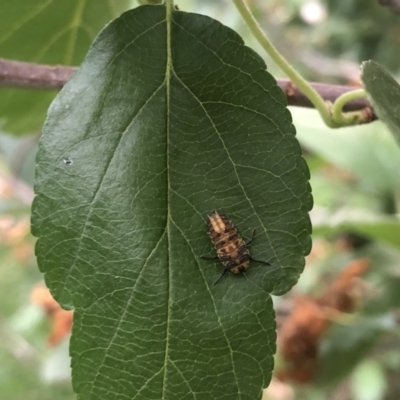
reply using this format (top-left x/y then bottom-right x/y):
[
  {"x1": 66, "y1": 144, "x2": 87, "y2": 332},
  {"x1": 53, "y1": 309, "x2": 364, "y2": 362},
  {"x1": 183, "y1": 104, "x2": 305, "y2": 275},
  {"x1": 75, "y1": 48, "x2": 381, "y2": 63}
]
[
  {"x1": 331, "y1": 89, "x2": 368, "y2": 125},
  {"x1": 233, "y1": 0, "x2": 335, "y2": 127}
]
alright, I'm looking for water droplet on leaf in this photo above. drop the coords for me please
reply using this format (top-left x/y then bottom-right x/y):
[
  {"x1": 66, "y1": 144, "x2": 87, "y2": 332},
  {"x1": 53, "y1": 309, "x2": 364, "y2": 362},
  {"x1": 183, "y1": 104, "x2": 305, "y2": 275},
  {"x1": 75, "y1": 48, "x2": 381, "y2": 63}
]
[{"x1": 63, "y1": 157, "x2": 73, "y2": 166}]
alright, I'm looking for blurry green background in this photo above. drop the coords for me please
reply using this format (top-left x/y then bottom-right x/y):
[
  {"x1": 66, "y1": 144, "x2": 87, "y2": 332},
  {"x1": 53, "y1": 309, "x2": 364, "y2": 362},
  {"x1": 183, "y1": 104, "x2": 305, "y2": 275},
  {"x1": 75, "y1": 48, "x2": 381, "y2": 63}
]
[{"x1": 1, "y1": 1, "x2": 400, "y2": 399}]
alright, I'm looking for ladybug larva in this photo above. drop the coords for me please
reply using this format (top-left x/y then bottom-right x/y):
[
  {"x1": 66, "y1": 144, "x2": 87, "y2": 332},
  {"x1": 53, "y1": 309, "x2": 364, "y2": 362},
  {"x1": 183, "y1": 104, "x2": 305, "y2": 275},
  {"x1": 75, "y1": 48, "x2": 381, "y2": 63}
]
[{"x1": 201, "y1": 211, "x2": 270, "y2": 284}]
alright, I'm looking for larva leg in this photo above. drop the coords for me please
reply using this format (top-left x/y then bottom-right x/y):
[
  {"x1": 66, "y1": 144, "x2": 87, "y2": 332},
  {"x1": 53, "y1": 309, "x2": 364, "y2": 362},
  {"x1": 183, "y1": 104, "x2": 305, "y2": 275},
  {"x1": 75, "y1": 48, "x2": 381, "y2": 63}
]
[
  {"x1": 201, "y1": 255, "x2": 219, "y2": 261},
  {"x1": 246, "y1": 229, "x2": 256, "y2": 246},
  {"x1": 213, "y1": 268, "x2": 229, "y2": 285},
  {"x1": 249, "y1": 257, "x2": 270, "y2": 265}
]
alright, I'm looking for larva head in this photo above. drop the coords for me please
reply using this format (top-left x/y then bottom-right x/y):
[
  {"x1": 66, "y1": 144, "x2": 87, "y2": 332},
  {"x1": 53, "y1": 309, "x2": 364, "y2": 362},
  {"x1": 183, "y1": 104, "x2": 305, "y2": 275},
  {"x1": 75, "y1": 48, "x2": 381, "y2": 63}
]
[{"x1": 207, "y1": 211, "x2": 227, "y2": 235}]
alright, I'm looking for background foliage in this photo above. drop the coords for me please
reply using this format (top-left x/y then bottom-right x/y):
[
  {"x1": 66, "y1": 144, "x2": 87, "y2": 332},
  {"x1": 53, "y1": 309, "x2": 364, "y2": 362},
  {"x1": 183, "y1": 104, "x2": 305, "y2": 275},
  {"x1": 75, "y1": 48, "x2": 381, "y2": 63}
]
[{"x1": 1, "y1": 1, "x2": 400, "y2": 399}]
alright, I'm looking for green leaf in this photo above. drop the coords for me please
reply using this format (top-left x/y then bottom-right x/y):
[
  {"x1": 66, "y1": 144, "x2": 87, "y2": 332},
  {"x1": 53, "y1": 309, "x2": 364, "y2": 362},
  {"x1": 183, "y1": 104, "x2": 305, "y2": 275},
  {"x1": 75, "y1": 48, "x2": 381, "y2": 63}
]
[
  {"x1": 351, "y1": 359, "x2": 387, "y2": 400},
  {"x1": 316, "y1": 317, "x2": 390, "y2": 386},
  {"x1": 32, "y1": 5, "x2": 312, "y2": 399},
  {"x1": 291, "y1": 107, "x2": 400, "y2": 193},
  {"x1": 312, "y1": 207, "x2": 400, "y2": 250},
  {"x1": 0, "y1": 0, "x2": 131, "y2": 134},
  {"x1": 361, "y1": 61, "x2": 400, "y2": 145}
]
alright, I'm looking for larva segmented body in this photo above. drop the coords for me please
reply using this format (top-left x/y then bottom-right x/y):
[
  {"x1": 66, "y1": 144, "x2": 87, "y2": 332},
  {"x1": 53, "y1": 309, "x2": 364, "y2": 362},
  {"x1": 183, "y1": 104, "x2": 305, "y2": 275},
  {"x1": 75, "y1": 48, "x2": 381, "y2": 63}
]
[{"x1": 202, "y1": 211, "x2": 270, "y2": 284}]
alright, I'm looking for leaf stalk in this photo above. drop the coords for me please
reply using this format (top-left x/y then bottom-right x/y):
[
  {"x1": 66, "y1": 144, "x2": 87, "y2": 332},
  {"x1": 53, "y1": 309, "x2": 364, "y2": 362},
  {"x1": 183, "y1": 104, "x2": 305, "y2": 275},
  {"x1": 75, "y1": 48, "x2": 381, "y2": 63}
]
[{"x1": 232, "y1": 0, "x2": 371, "y2": 128}]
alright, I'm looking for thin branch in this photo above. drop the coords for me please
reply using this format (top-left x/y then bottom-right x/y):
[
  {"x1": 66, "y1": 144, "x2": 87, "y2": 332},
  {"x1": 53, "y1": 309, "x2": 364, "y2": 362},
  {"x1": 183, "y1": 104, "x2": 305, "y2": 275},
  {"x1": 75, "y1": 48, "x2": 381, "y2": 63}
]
[
  {"x1": 233, "y1": 0, "x2": 334, "y2": 126},
  {"x1": 280, "y1": 80, "x2": 375, "y2": 120},
  {"x1": 0, "y1": 57, "x2": 377, "y2": 121},
  {"x1": 0, "y1": 58, "x2": 75, "y2": 90}
]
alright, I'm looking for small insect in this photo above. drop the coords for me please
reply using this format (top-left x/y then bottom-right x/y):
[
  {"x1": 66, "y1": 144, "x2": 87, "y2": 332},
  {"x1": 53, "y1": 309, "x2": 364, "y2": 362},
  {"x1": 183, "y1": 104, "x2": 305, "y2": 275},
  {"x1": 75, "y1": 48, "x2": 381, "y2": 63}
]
[{"x1": 201, "y1": 211, "x2": 270, "y2": 285}]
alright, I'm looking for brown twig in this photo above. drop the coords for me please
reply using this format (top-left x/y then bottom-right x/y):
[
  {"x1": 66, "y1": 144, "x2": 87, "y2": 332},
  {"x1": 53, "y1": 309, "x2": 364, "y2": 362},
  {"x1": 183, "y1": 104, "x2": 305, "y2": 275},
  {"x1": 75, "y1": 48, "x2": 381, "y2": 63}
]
[
  {"x1": 281, "y1": 80, "x2": 375, "y2": 120},
  {"x1": 0, "y1": 57, "x2": 377, "y2": 120},
  {"x1": 0, "y1": 58, "x2": 75, "y2": 90}
]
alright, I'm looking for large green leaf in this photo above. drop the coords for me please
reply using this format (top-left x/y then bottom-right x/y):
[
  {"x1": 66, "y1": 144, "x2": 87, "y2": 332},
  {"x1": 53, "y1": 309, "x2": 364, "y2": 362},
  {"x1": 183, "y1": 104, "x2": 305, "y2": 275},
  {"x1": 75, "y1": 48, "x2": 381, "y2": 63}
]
[
  {"x1": 361, "y1": 61, "x2": 400, "y2": 145},
  {"x1": 32, "y1": 5, "x2": 312, "y2": 399},
  {"x1": 0, "y1": 0, "x2": 131, "y2": 134}
]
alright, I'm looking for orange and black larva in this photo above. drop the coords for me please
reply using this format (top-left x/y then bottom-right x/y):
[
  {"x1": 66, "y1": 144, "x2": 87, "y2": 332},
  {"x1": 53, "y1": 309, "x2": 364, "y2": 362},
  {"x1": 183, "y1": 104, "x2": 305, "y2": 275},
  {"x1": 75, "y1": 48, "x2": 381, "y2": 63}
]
[{"x1": 201, "y1": 211, "x2": 270, "y2": 284}]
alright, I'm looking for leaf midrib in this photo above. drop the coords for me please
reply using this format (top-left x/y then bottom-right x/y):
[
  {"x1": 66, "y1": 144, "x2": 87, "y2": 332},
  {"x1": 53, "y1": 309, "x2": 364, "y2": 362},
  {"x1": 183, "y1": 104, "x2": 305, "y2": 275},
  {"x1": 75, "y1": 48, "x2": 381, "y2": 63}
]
[
  {"x1": 162, "y1": 6, "x2": 244, "y2": 398},
  {"x1": 163, "y1": 1, "x2": 173, "y2": 399}
]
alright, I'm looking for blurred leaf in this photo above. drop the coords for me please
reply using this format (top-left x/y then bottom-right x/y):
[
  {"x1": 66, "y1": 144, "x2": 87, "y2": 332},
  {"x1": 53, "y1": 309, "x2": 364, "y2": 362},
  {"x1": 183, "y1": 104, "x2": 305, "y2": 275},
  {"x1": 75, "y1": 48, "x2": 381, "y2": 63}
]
[
  {"x1": 316, "y1": 316, "x2": 391, "y2": 385},
  {"x1": 361, "y1": 61, "x2": 400, "y2": 146},
  {"x1": 32, "y1": 5, "x2": 312, "y2": 399},
  {"x1": 291, "y1": 107, "x2": 400, "y2": 193},
  {"x1": 311, "y1": 207, "x2": 400, "y2": 249},
  {"x1": 309, "y1": 169, "x2": 380, "y2": 212},
  {"x1": 0, "y1": 0, "x2": 131, "y2": 134},
  {"x1": 41, "y1": 340, "x2": 72, "y2": 383},
  {"x1": 363, "y1": 244, "x2": 400, "y2": 314},
  {"x1": 351, "y1": 359, "x2": 387, "y2": 400},
  {"x1": 303, "y1": 155, "x2": 326, "y2": 173},
  {"x1": 0, "y1": 244, "x2": 73, "y2": 399},
  {"x1": 0, "y1": 343, "x2": 74, "y2": 400}
]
